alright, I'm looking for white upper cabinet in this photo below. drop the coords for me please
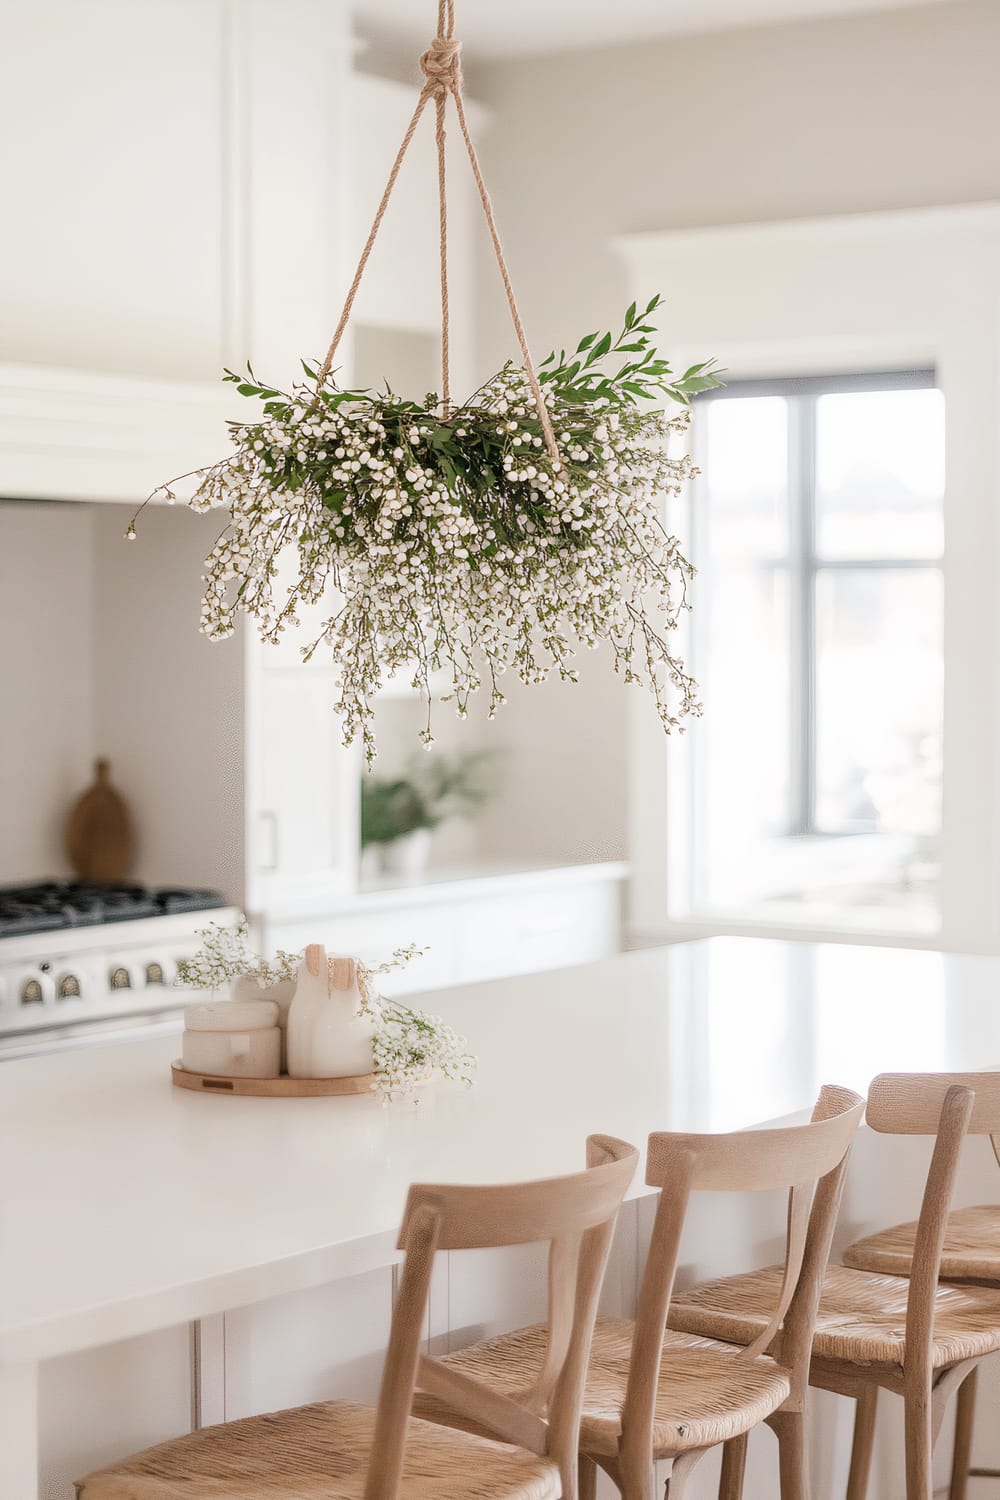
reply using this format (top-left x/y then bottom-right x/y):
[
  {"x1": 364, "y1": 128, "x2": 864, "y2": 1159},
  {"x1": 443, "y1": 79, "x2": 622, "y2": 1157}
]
[{"x1": 0, "y1": 0, "x2": 232, "y2": 382}]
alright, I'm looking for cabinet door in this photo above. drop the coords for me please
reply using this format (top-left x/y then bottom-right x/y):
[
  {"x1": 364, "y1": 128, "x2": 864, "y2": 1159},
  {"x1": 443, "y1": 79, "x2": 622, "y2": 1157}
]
[
  {"x1": 459, "y1": 878, "x2": 622, "y2": 983},
  {"x1": 246, "y1": 662, "x2": 360, "y2": 918},
  {"x1": 39, "y1": 1326, "x2": 193, "y2": 1500},
  {"x1": 267, "y1": 904, "x2": 462, "y2": 993},
  {"x1": 222, "y1": 1268, "x2": 395, "y2": 1419}
]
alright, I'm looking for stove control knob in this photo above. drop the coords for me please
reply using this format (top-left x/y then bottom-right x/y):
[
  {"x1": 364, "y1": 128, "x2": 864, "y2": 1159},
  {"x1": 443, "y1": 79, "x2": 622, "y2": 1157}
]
[
  {"x1": 144, "y1": 961, "x2": 166, "y2": 987},
  {"x1": 109, "y1": 965, "x2": 133, "y2": 991},
  {"x1": 20, "y1": 977, "x2": 45, "y2": 1006},
  {"x1": 57, "y1": 973, "x2": 83, "y2": 1001}
]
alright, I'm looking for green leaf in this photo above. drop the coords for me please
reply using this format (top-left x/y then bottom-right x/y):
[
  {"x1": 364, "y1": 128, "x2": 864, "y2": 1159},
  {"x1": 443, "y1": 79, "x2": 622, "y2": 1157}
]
[
  {"x1": 587, "y1": 332, "x2": 612, "y2": 364},
  {"x1": 624, "y1": 301, "x2": 637, "y2": 330},
  {"x1": 576, "y1": 332, "x2": 598, "y2": 352}
]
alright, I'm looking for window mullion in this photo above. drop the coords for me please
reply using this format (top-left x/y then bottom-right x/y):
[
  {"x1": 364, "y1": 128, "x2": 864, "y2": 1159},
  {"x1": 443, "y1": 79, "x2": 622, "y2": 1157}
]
[{"x1": 788, "y1": 396, "x2": 817, "y2": 835}]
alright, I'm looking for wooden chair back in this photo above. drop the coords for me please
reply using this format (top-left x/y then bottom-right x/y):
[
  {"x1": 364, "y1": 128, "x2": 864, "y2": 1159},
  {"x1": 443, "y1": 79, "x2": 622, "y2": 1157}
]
[
  {"x1": 364, "y1": 1134, "x2": 639, "y2": 1500},
  {"x1": 621, "y1": 1085, "x2": 864, "y2": 1468},
  {"x1": 864, "y1": 1073, "x2": 995, "y2": 1387}
]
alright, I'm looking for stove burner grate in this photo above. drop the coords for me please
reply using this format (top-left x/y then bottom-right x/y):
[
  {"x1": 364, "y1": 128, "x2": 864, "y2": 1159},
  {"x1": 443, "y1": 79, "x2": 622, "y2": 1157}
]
[{"x1": 0, "y1": 882, "x2": 227, "y2": 939}]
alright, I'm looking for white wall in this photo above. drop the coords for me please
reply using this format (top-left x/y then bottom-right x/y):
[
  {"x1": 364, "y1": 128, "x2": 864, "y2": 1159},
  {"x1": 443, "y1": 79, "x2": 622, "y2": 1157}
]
[
  {"x1": 0, "y1": 503, "x2": 96, "y2": 881},
  {"x1": 471, "y1": 0, "x2": 1000, "y2": 880},
  {"x1": 93, "y1": 505, "x2": 246, "y2": 900},
  {"x1": 0, "y1": 501, "x2": 245, "y2": 897}
]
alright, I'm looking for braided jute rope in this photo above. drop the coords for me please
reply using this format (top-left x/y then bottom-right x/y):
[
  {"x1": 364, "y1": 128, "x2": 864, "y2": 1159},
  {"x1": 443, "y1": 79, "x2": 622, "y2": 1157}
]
[{"x1": 315, "y1": 0, "x2": 562, "y2": 468}]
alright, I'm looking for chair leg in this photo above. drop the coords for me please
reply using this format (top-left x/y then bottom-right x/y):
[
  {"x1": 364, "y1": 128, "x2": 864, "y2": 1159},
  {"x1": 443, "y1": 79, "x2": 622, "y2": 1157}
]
[
  {"x1": 579, "y1": 1453, "x2": 600, "y2": 1500},
  {"x1": 772, "y1": 1410, "x2": 810, "y2": 1500},
  {"x1": 719, "y1": 1433, "x2": 748, "y2": 1500},
  {"x1": 664, "y1": 1448, "x2": 708, "y2": 1500},
  {"x1": 846, "y1": 1387, "x2": 877, "y2": 1500},
  {"x1": 903, "y1": 1381, "x2": 935, "y2": 1500},
  {"x1": 949, "y1": 1368, "x2": 977, "y2": 1500}
]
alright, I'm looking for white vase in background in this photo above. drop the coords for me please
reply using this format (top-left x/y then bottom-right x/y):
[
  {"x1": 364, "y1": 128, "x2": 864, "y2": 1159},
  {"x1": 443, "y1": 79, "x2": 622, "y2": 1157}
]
[
  {"x1": 379, "y1": 827, "x2": 433, "y2": 878},
  {"x1": 286, "y1": 944, "x2": 376, "y2": 1079}
]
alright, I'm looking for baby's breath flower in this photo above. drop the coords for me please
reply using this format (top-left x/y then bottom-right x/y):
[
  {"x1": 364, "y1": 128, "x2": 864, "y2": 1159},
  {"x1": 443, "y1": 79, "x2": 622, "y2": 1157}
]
[{"x1": 138, "y1": 303, "x2": 719, "y2": 764}]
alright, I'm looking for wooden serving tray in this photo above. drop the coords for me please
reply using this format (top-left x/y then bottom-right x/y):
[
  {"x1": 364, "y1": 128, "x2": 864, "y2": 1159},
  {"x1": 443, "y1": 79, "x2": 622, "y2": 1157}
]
[{"x1": 171, "y1": 1063, "x2": 377, "y2": 1097}]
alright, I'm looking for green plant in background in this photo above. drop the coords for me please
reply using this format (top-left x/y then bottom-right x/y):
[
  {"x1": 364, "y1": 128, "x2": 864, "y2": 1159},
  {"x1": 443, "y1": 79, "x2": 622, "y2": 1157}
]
[{"x1": 360, "y1": 749, "x2": 495, "y2": 848}]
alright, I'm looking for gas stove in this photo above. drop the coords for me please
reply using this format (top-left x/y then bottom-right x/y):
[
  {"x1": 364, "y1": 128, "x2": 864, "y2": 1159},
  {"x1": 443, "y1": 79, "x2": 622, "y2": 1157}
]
[
  {"x1": 0, "y1": 882, "x2": 240, "y2": 1058},
  {"x1": 0, "y1": 880, "x2": 228, "y2": 937}
]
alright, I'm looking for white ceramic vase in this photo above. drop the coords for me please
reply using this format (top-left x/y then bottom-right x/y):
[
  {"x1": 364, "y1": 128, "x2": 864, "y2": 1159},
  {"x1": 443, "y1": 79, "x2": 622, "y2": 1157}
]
[
  {"x1": 181, "y1": 997, "x2": 281, "y2": 1079},
  {"x1": 379, "y1": 827, "x2": 433, "y2": 878},
  {"x1": 285, "y1": 944, "x2": 376, "y2": 1079}
]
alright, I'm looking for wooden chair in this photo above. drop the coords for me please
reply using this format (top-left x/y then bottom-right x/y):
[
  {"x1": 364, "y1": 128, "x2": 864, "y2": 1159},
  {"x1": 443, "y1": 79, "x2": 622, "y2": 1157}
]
[
  {"x1": 842, "y1": 1096, "x2": 1000, "y2": 1500},
  {"x1": 666, "y1": 1073, "x2": 1000, "y2": 1500},
  {"x1": 409, "y1": 1084, "x2": 864, "y2": 1500},
  {"x1": 75, "y1": 1134, "x2": 639, "y2": 1500}
]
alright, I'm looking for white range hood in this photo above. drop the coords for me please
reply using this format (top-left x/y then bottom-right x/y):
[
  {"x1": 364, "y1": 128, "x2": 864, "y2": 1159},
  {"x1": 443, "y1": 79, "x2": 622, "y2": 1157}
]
[{"x1": 0, "y1": 362, "x2": 233, "y2": 504}]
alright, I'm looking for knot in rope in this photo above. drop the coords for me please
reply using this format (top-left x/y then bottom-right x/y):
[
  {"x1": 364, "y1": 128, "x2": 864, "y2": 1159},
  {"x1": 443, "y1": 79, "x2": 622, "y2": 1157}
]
[{"x1": 420, "y1": 35, "x2": 462, "y2": 97}]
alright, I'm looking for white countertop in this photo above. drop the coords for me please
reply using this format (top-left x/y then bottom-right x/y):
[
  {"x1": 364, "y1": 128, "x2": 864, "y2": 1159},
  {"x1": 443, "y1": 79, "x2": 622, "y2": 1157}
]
[{"x1": 4, "y1": 937, "x2": 1000, "y2": 1368}]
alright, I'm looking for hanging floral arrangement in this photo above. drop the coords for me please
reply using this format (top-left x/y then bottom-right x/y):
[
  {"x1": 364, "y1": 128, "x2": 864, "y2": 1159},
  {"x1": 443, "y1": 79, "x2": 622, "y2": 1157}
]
[{"x1": 128, "y1": 5, "x2": 721, "y2": 763}]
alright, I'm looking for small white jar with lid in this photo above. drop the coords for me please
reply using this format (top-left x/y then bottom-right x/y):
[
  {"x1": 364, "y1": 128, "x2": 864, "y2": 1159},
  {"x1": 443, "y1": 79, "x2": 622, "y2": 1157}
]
[{"x1": 182, "y1": 998, "x2": 281, "y2": 1079}]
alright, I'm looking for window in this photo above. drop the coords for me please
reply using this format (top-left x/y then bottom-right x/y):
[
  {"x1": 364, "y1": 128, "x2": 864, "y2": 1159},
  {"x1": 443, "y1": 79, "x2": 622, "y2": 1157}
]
[{"x1": 685, "y1": 371, "x2": 944, "y2": 931}]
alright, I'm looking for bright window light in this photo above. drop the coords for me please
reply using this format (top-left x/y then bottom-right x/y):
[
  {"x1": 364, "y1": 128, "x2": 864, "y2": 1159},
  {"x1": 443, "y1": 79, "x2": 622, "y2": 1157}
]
[{"x1": 684, "y1": 372, "x2": 944, "y2": 932}]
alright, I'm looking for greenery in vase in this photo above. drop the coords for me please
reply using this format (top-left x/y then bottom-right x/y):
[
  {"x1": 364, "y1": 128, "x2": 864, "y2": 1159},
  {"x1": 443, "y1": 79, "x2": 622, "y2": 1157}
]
[
  {"x1": 360, "y1": 749, "x2": 495, "y2": 848},
  {"x1": 176, "y1": 921, "x2": 475, "y2": 1100},
  {"x1": 135, "y1": 296, "x2": 722, "y2": 763}
]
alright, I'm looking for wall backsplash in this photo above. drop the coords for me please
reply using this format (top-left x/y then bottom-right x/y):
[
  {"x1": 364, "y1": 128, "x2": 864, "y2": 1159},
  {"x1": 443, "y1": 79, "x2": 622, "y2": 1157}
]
[
  {"x1": 0, "y1": 500, "x2": 245, "y2": 900},
  {"x1": 0, "y1": 501, "x2": 97, "y2": 882}
]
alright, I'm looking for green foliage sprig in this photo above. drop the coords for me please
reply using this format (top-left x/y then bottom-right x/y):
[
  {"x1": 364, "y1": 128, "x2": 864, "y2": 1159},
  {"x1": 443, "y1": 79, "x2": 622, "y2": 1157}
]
[
  {"x1": 361, "y1": 750, "x2": 495, "y2": 847},
  {"x1": 538, "y1": 294, "x2": 723, "y2": 407}
]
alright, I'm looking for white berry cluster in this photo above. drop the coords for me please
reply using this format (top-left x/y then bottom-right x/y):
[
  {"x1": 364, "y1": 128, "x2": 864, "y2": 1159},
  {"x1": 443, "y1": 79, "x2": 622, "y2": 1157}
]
[{"x1": 366, "y1": 997, "x2": 477, "y2": 1101}]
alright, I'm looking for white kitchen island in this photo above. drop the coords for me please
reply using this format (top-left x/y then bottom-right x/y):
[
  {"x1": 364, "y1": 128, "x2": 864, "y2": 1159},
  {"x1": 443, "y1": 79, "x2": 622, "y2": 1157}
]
[{"x1": 6, "y1": 937, "x2": 1000, "y2": 1500}]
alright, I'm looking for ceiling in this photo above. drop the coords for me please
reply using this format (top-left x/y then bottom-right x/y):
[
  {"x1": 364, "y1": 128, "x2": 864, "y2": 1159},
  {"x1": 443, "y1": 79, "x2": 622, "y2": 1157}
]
[{"x1": 354, "y1": 0, "x2": 959, "y2": 58}]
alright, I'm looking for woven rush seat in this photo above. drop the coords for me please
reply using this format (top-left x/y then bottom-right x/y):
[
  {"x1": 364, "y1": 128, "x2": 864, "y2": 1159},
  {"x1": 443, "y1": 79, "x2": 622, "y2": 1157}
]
[
  {"x1": 76, "y1": 1399, "x2": 562, "y2": 1500},
  {"x1": 414, "y1": 1317, "x2": 792, "y2": 1457},
  {"x1": 844, "y1": 1204, "x2": 1000, "y2": 1282},
  {"x1": 668, "y1": 1262, "x2": 1000, "y2": 1369}
]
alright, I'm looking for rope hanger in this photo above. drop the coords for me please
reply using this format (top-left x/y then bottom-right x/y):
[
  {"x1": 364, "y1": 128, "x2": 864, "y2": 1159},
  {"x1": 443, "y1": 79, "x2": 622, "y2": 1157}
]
[{"x1": 316, "y1": 0, "x2": 562, "y2": 468}]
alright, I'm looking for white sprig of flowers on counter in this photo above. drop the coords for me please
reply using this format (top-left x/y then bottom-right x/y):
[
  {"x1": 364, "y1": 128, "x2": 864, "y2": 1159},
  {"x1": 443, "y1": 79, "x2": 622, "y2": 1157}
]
[{"x1": 177, "y1": 920, "x2": 476, "y2": 1100}]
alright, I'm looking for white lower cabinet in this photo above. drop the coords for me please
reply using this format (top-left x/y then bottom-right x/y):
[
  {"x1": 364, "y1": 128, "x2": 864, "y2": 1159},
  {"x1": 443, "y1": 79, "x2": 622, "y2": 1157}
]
[
  {"x1": 222, "y1": 1268, "x2": 395, "y2": 1419},
  {"x1": 262, "y1": 863, "x2": 626, "y2": 996},
  {"x1": 38, "y1": 1325, "x2": 193, "y2": 1500}
]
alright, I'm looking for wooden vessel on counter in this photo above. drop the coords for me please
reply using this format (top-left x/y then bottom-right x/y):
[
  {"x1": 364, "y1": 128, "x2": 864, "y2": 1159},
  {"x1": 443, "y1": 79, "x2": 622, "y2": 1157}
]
[{"x1": 170, "y1": 1063, "x2": 376, "y2": 1096}]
